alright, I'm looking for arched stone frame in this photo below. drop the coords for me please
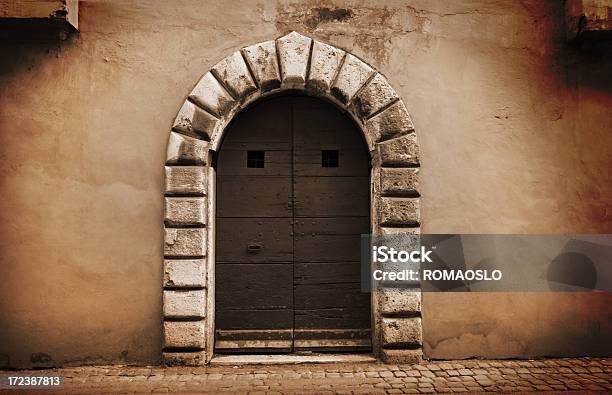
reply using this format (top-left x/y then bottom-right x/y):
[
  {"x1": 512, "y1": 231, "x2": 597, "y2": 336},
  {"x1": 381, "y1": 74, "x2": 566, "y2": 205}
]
[{"x1": 162, "y1": 32, "x2": 422, "y2": 365}]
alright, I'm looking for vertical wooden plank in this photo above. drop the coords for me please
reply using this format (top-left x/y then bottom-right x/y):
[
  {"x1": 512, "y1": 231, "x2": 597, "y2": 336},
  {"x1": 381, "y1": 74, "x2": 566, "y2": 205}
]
[
  {"x1": 292, "y1": 96, "x2": 372, "y2": 351},
  {"x1": 215, "y1": 96, "x2": 294, "y2": 353}
]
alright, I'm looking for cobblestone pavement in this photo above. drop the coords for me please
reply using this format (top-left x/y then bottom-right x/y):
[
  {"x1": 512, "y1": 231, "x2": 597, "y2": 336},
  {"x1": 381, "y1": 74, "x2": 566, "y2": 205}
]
[{"x1": 2, "y1": 358, "x2": 610, "y2": 394}]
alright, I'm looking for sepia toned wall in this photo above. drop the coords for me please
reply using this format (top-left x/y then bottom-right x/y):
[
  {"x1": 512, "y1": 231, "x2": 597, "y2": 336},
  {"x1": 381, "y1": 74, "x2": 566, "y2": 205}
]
[{"x1": 0, "y1": 0, "x2": 610, "y2": 367}]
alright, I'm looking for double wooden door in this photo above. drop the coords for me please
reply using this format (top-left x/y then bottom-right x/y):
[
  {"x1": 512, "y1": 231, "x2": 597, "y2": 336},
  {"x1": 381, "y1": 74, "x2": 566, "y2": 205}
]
[{"x1": 215, "y1": 95, "x2": 371, "y2": 353}]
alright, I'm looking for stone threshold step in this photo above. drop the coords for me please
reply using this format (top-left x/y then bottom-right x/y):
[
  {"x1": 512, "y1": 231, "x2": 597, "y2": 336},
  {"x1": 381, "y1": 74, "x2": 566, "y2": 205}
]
[{"x1": 210, "y1": 353, "x2": 377, "y2": 365}]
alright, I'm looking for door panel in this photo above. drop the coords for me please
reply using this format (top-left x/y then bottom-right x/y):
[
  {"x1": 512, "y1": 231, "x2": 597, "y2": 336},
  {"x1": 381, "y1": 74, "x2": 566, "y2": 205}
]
[
  {"x1": 292, "y1": 96, "x2": 371, "y2": 352},
  {"x1": 294, "y1": 218, "x2": 368, "y2": 262},
  {"x1": 217, "y1": 176, "x2": 292, "y2": 218},
  {"x1": 216, "y1": 97, "x2": 294, "y2": 353},
  {"x1": 293, "y1": 176, "x2": 370, "y2": 217},
  {"x1": 294, "y1": 148, "x2": 369, "y2": 176},
  {"x1": 217, "y1": 218, "x2": 293, "y2": 263},
  {"x1": 215, "y1": 95, "x2": 371, "y2": 354}
]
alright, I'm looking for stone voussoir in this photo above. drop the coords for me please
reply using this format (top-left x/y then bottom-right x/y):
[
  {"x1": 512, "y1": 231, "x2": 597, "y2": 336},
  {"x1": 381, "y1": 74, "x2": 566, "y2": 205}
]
[
  {"x1": 380, "y1": 167, "x2": 419, "y2": 196},
  {"x1": 307, "y1": 40, "x2": 345, "y2": 93},
  {"x1": 163, "y1": 320, "x2": 206, "y2": 349},
  {"x1": 379, "y1": 288, "x2": 422, "y2": 316},
  {"x1": 276, "y1": 31, "x2": 312, "y2": 88},
  {"x1": 377, "y1": 132, "x2": 420, "y2": 167},
  {"x1": 164, "y1": 228, "x2": 206, "y2": 257},
  {"x1": 163, "y1": 289, "x2": 206, "y2": 319},
  {"x1": 382, "y1": 317, "x2": 422, "y2": 348},
  {"x1": 331, "y1": 53, "x2": 375, "y2": 104},
  {"x1": 165, "y1": 166, "x2": 206, "y2": 195},
  {"x1": 188, "y1": 72, "x2": 235, "y2": 117},
  {"x1": 164, "y1": 259, "x2": 206, "y2": 288},
  {"x1": 352, "y1": 73, "x2": 399, "y2": 120},
  {"x1": 164, "y1": 197, "x2": 206, "y2": 226},
  {"x1": 166, "y1": 131, "x2": 208, "y2": 165},
  {"x1": 242, "y1": 40, "x2": 281, "y2": 91},
  {"x1": 379, "y1": 197, "x2": 420, "y2": 226},
  {"x1": 172, "y1": 100, "x2": 217, "y2": 140},
  {"x1": 211, "y1": 50, "x2": 258, "y2": 100},
  {"x1": 367, "y1": 100, "x2": 415, "y2": 143}
]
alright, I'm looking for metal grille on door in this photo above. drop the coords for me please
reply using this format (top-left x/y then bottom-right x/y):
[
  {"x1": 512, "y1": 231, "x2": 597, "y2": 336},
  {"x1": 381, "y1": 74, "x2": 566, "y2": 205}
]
[{"x1": 215, "y1": 95, "x2": 371, "y2": 353}]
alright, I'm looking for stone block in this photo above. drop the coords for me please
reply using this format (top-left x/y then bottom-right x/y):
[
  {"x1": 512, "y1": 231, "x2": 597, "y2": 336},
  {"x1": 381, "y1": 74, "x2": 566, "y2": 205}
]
[
  {"x1": 331, "y1": 53, "x2": 375, "y2": 103},
  {"x1": 366, "y1": 100, "x2": 414, "y2": 142},
  {"x1": 188, "y1": 72, "x2": 235, "y2": 117},
  {"x1": 163, "y1": 259, "x2": 206, "y2": 288},
  {"x1": 307, "y1": 40, "x2": 345, "y2": 92},
  {"x1": 211, "y1": 50, "x2": 257, "y2": 100},
  {"x1": 163, "y1": 320, "x2": 206, "y2": 348},
  {"x1": 172, "y1": 100, "x2": 217, "y2": 140},
  {"x1": 352, "y1": 74, "x2": 398, "y2": 119},
  {"x1": 163, "y1": 289, "x2": 206, "y2": 319},
  {"x1": 277, "y1": 31, "x2": 312, "y2": 88},
  {"x1": 381, "y1": 349, "x2": 422, "y2": 364},
  {"x1": 242, "y1": 40, "x2": 281, "y2": 91},
  {"x1": 163, "y1": 351, "x2": 207, "y2": 366},
  {"x1": 377, "y1": 133, "x2": 420, "y2": 167},
  {"x1": 382, "y1": 317, "x2": 422, "y2": 347},
  {"x1": 380, "y1": 168, "x2": 419, "y2": 196},
  {"x1": 164, "y1": 228, "x2": 205, "y2": 257},
  {"x1": 166, "y1": 132, "x2": 208, "y2": 165},
  {"x1": 379, "y1": 288, "x2": 422, "y2": 316},
  {"x1": 164, "y1": 197, "x2": 206, "y2": 226},
  {"x1": 165, "y1": 166, "x2": 206, "y2": 195},
  {"x1": 379, "y1": 197, "x2": 420, "y2": 226}
]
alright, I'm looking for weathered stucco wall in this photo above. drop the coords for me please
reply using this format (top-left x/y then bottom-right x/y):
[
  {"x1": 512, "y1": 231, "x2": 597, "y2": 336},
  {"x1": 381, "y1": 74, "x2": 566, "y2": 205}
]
[{"x1": 0, "y1": 0, "x2": 610, "y2": 367}]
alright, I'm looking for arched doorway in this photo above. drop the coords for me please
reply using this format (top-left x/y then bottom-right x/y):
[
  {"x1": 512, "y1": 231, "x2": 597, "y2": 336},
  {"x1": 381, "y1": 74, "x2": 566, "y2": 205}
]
[
  {"x1": 162, "y1": 31, "x2": 422, "y2": 365},
  {"x1": 215, "y1": 95, "x2": 371, "y2": 353}
]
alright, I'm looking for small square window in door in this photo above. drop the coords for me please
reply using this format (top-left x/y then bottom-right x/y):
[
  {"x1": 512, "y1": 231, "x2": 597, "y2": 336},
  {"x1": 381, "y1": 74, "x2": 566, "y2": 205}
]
[
  {"x1": 321, "y1": 150, "x2": 339, "y2": 167},
  {"x1": 247, "y1": 150, "x2": 265, "y2": 168}
]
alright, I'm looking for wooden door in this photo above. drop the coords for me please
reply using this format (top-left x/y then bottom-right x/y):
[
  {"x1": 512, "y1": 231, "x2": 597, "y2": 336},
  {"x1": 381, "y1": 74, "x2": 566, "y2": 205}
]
[{"x1": 215, "y1": 95, "x2": 371, "y2": 353}]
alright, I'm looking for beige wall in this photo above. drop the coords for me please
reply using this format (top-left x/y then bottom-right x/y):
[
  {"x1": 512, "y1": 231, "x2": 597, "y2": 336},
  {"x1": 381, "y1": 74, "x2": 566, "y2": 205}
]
[{"x1": 0, "y1": 0, "x2": 610, "y2": 367}]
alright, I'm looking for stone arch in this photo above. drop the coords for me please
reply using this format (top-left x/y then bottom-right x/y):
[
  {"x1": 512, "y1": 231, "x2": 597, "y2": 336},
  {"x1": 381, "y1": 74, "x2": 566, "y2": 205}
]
[{"x1": 162, "y1": 31, "x2": 422, "y2": 365}]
